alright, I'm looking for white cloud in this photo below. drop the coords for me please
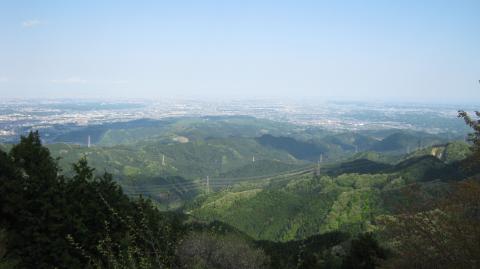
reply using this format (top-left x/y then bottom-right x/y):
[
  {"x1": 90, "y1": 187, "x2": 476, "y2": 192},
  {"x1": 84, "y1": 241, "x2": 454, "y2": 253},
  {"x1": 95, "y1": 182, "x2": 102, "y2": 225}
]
[
  {"x1": 22, "y1": 20, "x2": 42, "y2": 28},
  {"x1": 0, "y1": 77, "x2": 8, "y2": 82},
  {"x1": 50, "y1": 77, "x2": 88, "y2": 84}
]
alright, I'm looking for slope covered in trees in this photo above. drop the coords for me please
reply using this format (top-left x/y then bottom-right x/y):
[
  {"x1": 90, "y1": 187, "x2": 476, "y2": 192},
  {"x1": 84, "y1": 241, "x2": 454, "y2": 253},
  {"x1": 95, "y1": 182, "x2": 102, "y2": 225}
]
[
  {"x1": 1, "y1": 111, "x2": 479, "y2": 268},
  {"x1": 0, "y1": 131, "x2": 390, "y2": 268}
]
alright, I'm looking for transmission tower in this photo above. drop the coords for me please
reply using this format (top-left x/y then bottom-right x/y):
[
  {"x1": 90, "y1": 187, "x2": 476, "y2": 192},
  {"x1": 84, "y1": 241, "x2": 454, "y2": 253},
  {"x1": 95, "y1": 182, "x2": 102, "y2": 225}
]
[
  {"x1": 315, "y1": 154, "x2": 323, "y2": 177},
  {"x1": 316, "y1": 160, "x2": 321, "y2": 176},
  {"x1": 206, "y1": 176, "x2": 210, "y2": 194}
]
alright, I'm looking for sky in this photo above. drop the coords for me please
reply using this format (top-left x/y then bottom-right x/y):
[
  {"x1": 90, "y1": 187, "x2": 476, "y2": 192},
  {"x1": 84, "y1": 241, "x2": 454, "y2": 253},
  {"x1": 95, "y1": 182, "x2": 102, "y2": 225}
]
[{"x1": 0, "y1": 0, "x2": 479, "y2": 102}]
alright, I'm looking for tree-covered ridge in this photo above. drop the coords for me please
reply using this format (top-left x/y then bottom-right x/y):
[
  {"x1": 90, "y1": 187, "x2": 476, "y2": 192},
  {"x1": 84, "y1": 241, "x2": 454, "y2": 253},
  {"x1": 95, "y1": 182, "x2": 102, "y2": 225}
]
[
  {"x1": 190, "y1": 172, "x2": 393, "y2": 241},
  {"x1": 0, "y1": 131, "x2": 389, "y2": 269},
  {"x1": 48, "y1": 136, "x2": 302, "y2": 180},
  {"x1": 49, "y1": 116, "x2": 302, "y2": 146},
  {"x1": 188, "y1": 138, "x2": 470, "y2": 242},
  {"x1": 31, "y1": 116, "x2": 457, "y2": 177},
  {"x1": 30, "y1": 117, "x2": 461, "y2": 213},
  {"x1": 0, "y1": 111, "x2": 479, "y2": 268}
]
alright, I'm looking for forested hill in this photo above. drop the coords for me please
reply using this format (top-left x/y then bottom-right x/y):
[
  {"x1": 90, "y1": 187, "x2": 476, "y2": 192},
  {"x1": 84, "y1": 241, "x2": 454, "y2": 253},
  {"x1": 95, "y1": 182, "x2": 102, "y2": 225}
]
[
  {"x1": 0, "y1": 131, "x2": 379, "y2": 268},
  {"x1": 1, "y1": 111, "x2": 480, "y2": 268}
]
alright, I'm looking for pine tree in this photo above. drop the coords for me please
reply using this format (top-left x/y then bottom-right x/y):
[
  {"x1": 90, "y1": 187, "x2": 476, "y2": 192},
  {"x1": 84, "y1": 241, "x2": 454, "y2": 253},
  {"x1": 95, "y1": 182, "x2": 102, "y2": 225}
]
[
  {"x1": 2, "y1": 131, "x2": 79, "y2": 268},
  {"x1": 458, "y1": 110, "x2": 480, "y2": 172}
]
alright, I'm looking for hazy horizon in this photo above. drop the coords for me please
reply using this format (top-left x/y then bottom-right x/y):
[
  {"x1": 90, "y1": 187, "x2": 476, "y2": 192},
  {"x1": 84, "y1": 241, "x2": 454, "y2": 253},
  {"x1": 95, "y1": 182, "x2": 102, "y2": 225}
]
[{"x1": 1, "y1": 1, "x2": 479, "y2": 102}]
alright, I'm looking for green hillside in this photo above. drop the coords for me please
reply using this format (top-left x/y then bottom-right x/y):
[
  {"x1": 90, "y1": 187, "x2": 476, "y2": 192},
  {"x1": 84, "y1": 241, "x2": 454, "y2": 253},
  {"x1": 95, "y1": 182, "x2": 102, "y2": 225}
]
[
  {"x1": 318, "y1": 132, "x2": 378, "y2": 152},
  {"x1": 2, "y1": 113, "x2": 478, "y2": 268},
  {"x1": 35, "y1": 119, "x2": 475, "y2": 240},
  {"x1": 220, "y1": 160, "x2": 308, "y2": 178},
  {"x1": 52, "y1": 116, "x2": 302, "y2": 146},
  {"x1": 48, "y1": 137, "x2": 301, "y2": 179},
  {"x1": 324, "y1": 159, "x2": 393, "y2": 176},
  {"x1": 42, "y1": 124, "x2": 467, "y2": 212},
  {"x1": 189, "y1": 171, "x2": 392, "y2": 241},
  {"x1": 188, "y1": 148, "x2": 467, "y2": 242},
  {"x1": 256, "y1": 134, "x2": 326, "y2": 161},
  {"x1": 370, "y1": 131, "x2": 446, "y2": 153},
  {"x1": 403, "y1": 141, "x2": 471, "y2": 163}
]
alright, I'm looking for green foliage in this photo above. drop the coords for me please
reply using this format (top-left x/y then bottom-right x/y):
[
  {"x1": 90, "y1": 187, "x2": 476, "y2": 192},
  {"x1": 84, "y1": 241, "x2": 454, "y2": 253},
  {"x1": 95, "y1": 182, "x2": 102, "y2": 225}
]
[
  {"x1": 391, "y1": 155, "x2": 452, "y2": 182},
  {"x1": 220, "y1": 160, "x2": 306, "y2": 178},
  {"x1": 371, "y1": 132, "x2": 444, "y2": 154},
  {"x1": 47, "y1": 135, "x2": 306, "y2": 208},
  {"x1": 0, "y1": 114, "x2": 475, "y2": 269},
  {"x1": 191, "y1": 172, "x2": 395, "y2": 241},
  {"x1": 257, "y1": 231, "x2": 349, "y2": 269},
  {"x1": 325, "y1": 159, "x2": 393, "y2": 177},
  {"x1": 54, "y1": 116, "x2": 299, "y2": 146},
  {"x1": 177, "y1": 232, "x2": 270, "y2": 269},
  {"x1": 257, "y1": 134, "x2": 326, "y2": 161},
  {"x1": 402, "y1": 141, "x2": 471, "y2": 164},
  {"x1": 0, "y1": 131, "x2": 74, "y2": 268},
  {"x1": 0, "y1": 132, "x2": 183, "y2": 268},
  {"x1": 10, "y1": 131, "x2": 59, "y2": 180},
  {"x1": 443, "y1": 141, "x2": 472, "y2": 163},
  {"x1": 40, "y1": 117, "x2": 460, "y2": 214},
  {"x1": 49, "y1": 136, "x2": 301, "y2": 181},
  {"x1": 341, "y1": 233, "x2": 387, "y2": 269},
  {"x1": 0, "y1": 229, "x2": 18, "y2": 269},
  {"x1": 190, "y1": 145, "x2": 467, "y2": 242},
  {"x1": 380, "y1": 180, "x2": 480, "y2": 268},
  {"x1": 458, "y1": 110, "x2": 480, "y2": 171}
]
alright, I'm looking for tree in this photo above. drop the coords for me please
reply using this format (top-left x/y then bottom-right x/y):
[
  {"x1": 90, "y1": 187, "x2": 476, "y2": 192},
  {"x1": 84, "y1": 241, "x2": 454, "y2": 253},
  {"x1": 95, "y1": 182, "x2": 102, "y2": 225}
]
[
  {"x1": 341, "y1": 233, "x2": 386, "y2": 269},
  {"x1": 9, "y1": 131, "x2": 59, "y2": 180},
  {"x1": 458, "y1": 110, "x2": 480, "y2": 172},
  {"x1": 379, "y1": 113, "x2": 480, "y2": 268},
  {"x1": 381, "y1": 180, "x2": 480, "y2": 268},
  {"x1": 177, "y1": 232, "x2": 270, "y2": 269},
  {"x1": 1, "y1": 132, "x2": 183, "y2": 268},
  {"x1": 1, "y1": 131, "x2": 77, "y2": 268},
  {"x1": 0, "y1": 228, "x2": 17, "y2": 269}
]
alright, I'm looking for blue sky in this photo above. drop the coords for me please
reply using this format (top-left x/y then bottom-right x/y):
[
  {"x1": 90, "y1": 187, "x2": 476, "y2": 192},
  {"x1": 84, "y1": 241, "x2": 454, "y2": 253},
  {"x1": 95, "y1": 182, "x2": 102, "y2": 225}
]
[{"x1": 0, "y1": 0, "x2": 479, "y2": 102}]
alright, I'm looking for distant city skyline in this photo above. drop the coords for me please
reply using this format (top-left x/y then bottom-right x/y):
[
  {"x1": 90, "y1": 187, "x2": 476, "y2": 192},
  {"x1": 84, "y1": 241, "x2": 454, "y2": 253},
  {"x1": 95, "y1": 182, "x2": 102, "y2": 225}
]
[{"x1": 0, "y1": 1, "x2": 479, "y2": 103}]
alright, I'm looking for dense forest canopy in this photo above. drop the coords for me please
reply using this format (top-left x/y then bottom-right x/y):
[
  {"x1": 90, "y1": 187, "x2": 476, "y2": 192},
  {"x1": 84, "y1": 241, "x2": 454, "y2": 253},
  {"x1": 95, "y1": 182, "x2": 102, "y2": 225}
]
[{"x1": 0, "y1": 111, "x2": 479, "y2": 268}]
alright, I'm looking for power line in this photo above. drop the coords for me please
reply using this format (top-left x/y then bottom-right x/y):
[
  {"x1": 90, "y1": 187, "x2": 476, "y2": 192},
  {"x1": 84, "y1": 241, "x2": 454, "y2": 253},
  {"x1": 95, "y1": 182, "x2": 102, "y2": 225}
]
[{"x1": 120, "y1": 168, "x2": 318, "y2": 195}]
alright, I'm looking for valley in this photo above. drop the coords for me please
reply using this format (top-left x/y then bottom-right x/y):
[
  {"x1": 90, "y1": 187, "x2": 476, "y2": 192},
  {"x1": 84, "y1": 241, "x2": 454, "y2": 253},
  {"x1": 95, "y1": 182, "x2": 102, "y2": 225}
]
[
  {"x1": 0, "y1": 101, "x2": 477, "y2": 268},
  {"x1": 2, "y1": 1, "x2": 479, "y2": 267}
]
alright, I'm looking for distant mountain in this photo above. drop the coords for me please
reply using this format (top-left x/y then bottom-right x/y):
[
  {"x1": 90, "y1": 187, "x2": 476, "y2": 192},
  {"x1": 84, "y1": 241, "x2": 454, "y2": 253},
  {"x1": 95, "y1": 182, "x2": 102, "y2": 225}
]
[
  {"x1": 389, "y1": 155, "x2": 455, "y2": 182},
  {"x1": 325, "y1": 158, "x2": 393, "y2": 176},
  {"x1": 256, "y1": 134, "x2": 326, "y2": 161},
  {"x1": 33, "y1": 118, "x2": 468, "y2": 218},
  {"x1": 220, "y1": 160, "x2": 307, "y2": 178},
  {"x1": 49, "y1": 136, "x2": 300, "y2": 181},
  {"x1": 319, "y1": 132, "x2": 378, "y2": 152},
  {"x1": 326, "y1": 149, "x2": 462, "y2": 182},
  {"x1": 51, "y1": 116, "x2": 298, "y2": 146},
  {"x1": 52, "y1": 118, "x2": 169, "y2": 145},
  {"x1": 370, "y1": 132, "x2": 445, "y2": 153}
]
